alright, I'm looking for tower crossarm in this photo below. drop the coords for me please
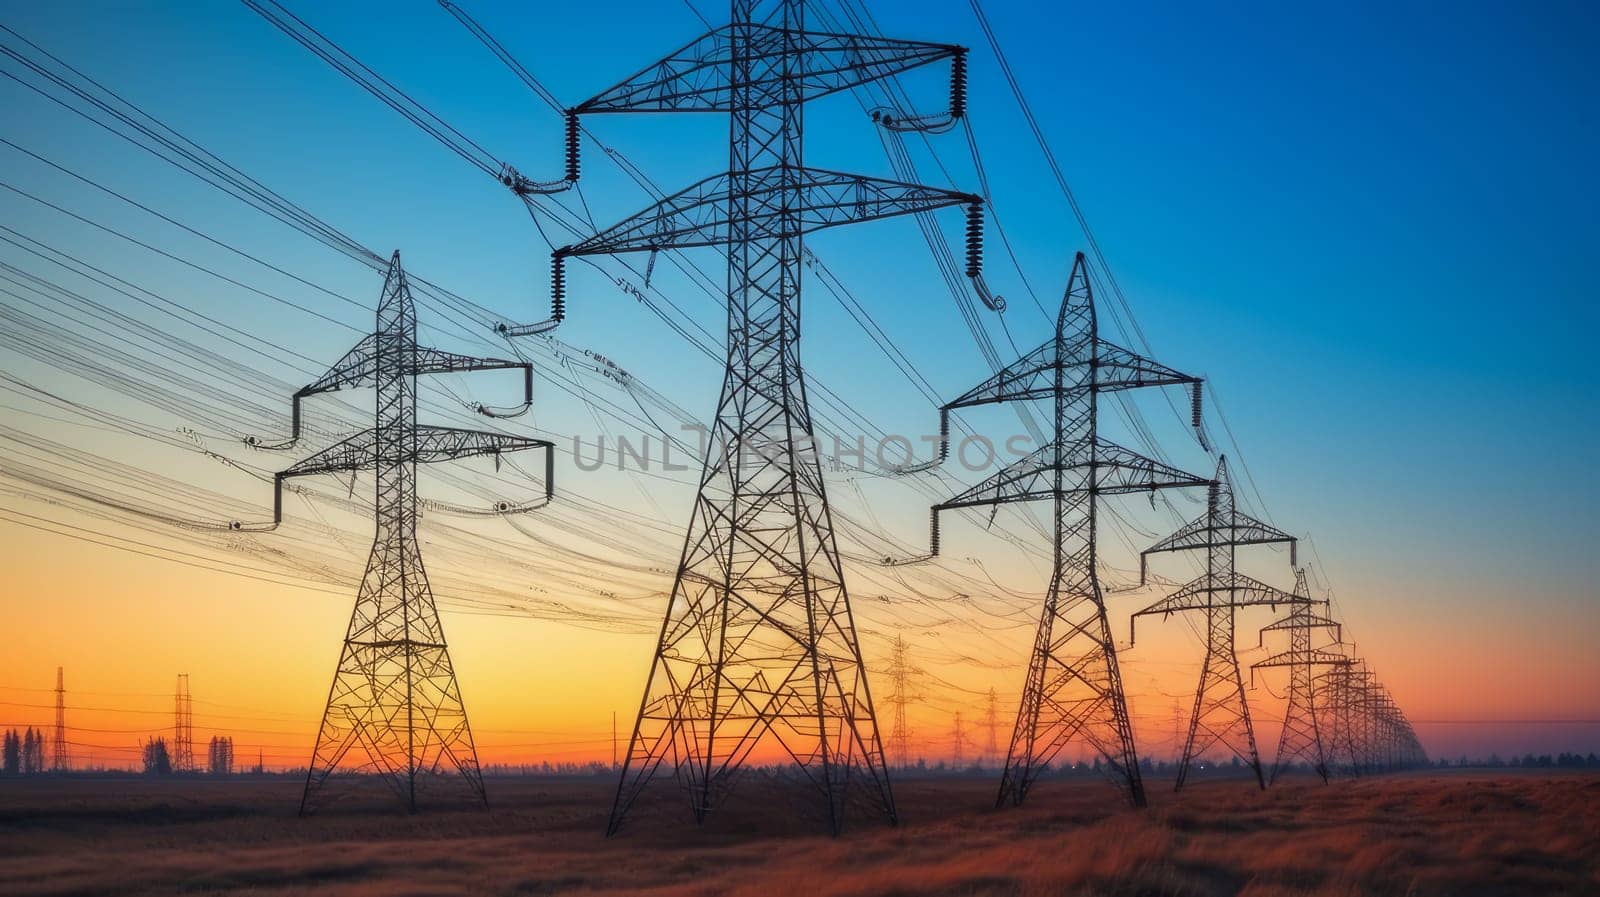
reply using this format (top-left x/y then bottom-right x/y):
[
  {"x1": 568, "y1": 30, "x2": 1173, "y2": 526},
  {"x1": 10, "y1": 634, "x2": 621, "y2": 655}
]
[
  {"x1": 1093, "y1": 338, "x2": 1200, "y2": 393},
  {"x1": 560, "y1": 167, "x2": 977, "y2": 256},
  {"x1": 1090, "y1": 439, "x2": 1212, "y2": 495},
  {"x1": 412, "y1": 426, "x2": 549, "y2": 464},
  {"x1": 273, "y1": 341, "x2": 531, "y2": 446},
  {"x1": 935, "y1": 443, "x2": 1055, "y2": 511},
  {"x1": 1258, "y1": 607, "x2": 1342, "y2": 646},
  {"x1": 935, "y1": 438, "x2": 1207, "y2": 513},
  {"x1": 936, "y1": 330, "x2": 1197, "y2": 417},
  {"x1": 1251, "y1": 646, "x2": 1353, "y2": 672},
  {"x1": 1139, "y1": 512, "x2": 1297, "y2": 582},
  {"x1": 941, "y1": 337, "x2": 1063, "y2": 411},
  {"x1": 574, "y1": 25, "x2": 961, "y2": 114},
  {"x1": 1130, "y1": 572, "x2": 1307, "y2": 642},
  {"x1": 1249, "y1": 645, "x2": 1351, "y2": 690},
  {"x1": 270, "y1": 427, "x2": 550, "y2": 521}
]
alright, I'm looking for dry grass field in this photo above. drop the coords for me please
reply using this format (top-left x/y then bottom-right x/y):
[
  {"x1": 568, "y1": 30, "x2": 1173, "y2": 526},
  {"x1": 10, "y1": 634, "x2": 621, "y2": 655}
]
[{"x1": 0, "y1": 770, "x2": 1596, "y2": 896}]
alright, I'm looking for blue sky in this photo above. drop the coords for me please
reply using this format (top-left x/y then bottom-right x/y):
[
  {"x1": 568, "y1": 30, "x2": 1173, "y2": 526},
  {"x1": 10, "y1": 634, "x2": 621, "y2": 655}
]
[{"x1": 2, "y1": 0, "x2": 1596, "y2": 751}]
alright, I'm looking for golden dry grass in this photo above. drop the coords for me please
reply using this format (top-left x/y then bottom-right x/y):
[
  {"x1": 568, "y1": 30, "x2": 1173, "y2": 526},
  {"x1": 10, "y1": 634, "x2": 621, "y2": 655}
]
[{"x1": 0, "y1": 770, "x2": 1595, "y2": 896}]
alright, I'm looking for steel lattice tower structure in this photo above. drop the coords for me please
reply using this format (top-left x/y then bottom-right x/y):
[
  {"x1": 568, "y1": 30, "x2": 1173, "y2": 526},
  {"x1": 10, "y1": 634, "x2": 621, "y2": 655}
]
[
  {"x1": 174, "y1": 674, "x2": 193, "y2": 773},
  {"x1": 51, "y1": 666, "x2": 67, "y2": 773},
  {"x1": 983, "y1": 687, "x2": 1000, "y2": 764},
  {"x1": 261, "y1": 251, "x2": 549, "y2": 813},
  {"x1": 563, "y1": 0, "x2": 983, "y2": 836},
  {"x1": 1317, "y1": 661, "x2": 1426, "y2": 776},
  {"x1": 1252, "y1": 569, "x2": 1345, "y2": 784},
  {"x1": 885, "y1": 635, "x2": 914, "y2": 771},
  {"x1": 1320, "y1": 663, "x2": 1372, "y2": 776},
  {"x1": 951, "y1": 711, "x2": 967, "y2": 769},
  {"x1": 932, "y1": 252, "x2": 1209, "y2": 809},
  {"x1": 1133, "y1": 458, "x2": 1303, "y2": 790}
]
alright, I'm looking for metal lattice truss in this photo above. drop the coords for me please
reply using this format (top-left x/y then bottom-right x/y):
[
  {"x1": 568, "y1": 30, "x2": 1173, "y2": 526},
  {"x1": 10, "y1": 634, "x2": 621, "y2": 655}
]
[
  {"x1": 938, "y1": 437, "x2": 1209, "y2": 512},
  {"x1": 273, "y1": 252, "x2": 550, "y2": 813},
  {"x1": 281, "y1": 427, "x2": 540, "y2": 480},
  {"x1": 599, "y1": 0, "x2": 975, "y2": 837},
  {"x1": 1317, "y1": 663, "x2": 1427, "y2": 775},
  {"x1": 933, "y1": 252, "x2": 1209, "y2": 811},
  {"x1": 574, "y1": 25, "x2": 960, "y2": 114},
  {"x1": 1130, "y1": 572, "x2": 1304, "y2": 639},
  {"x1": 562, "y1": 167, "x2": 977, "y2": 256},
  {"x1": 1251, "y1": 569, "x2": 1347, "y2": 784},
  {"x1": 1136, "y1": 458, "x2": 1302, "y2": 791}
]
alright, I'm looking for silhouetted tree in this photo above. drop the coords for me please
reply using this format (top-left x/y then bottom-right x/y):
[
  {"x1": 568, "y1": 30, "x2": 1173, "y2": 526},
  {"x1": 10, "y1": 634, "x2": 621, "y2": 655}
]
[
  {"x1": 22, "y1": 728, "x2": 45, "y2": 774},
  {"x1": 143, "y1": 738, "x2": 172, "y2": 776},
  {"x1": 207, "y1": 736, "x2": 234, "y2": 775},
  {"x1": 2, "y1": 730, "x2": 18, "y2": 775}
]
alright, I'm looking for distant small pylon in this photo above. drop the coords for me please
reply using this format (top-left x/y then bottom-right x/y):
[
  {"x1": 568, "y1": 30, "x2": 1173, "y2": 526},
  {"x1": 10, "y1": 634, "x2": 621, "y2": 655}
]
[
  {"x1": 51, "y1": 667, "x2": 68, "y2": 772},
  {"x1": 173, "y1": 674, "x2": 193, "y2": 773}
]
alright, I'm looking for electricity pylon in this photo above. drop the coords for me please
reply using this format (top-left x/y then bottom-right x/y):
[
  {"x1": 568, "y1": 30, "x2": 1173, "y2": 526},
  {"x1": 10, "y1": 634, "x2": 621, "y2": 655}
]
[
  {"x1": 174, "y1": 674, "x2": 193, "y2": 773},
  {"x1": 50, "y1": 667, "x2": 67, "y2": 773},
  {"x1": 1133, "y1": 459, "x2": 1302, "y2": 790},
  {"x1": 568, "y1": 0, "x2": 982, "y2": 836},
  {"x1": 885, "y1": 635, "x2": 916, "y2": 771},
  {"x1": 1252, "y1": 568, "x2": 1345, "y2": 784},
  {"x1": 1317, "y1": 660, "x2": 1426, "y2": 776},
  {"x1": 931, "y1": 252, "x2": 1210, "y2": 809},
  {"x1": 1319, "y1": 661, "x2": 1372, "y2": 776},
  {"x1": 952, "y1": 711, "x2": 968, "y2": 769},
  {"x1": 261, "y1": 251, "x2": 549, "y2": 813},
  {"x1": 983, "y1": 687, "x2": 1000, "y2": 765}
]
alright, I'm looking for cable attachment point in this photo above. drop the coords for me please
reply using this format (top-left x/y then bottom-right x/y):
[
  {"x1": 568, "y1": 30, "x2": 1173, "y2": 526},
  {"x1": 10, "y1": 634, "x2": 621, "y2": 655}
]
[
  {"x1": 964, "y1": 201, "x2": 983, "y2": 278},
  {"x1": 498, "y1": 162, "x2": 570, "y2": 196},
  {"x1": 950, "y1": 51, "x2": 968, "y2": 120},
  {"x1": 551, "y1": 252, "x2": 567, "y2": 323},
  {"x1": 564, "y1": 109, "x2": 581, "y2": 182},
  {"x1": 495, "y1": 252, "x2": 567, "y2": 338},
  {"x1": 1190, "y1": 381, "x2": 1211, "y2": 451},
  {"x1": 963, "y1": 201, "x2": 1005, "y2": 311}
]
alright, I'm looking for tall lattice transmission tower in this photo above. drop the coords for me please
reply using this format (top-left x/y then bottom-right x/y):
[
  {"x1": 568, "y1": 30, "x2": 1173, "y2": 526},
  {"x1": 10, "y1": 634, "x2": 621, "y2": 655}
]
[
  {"x1": 951, "y1": 711, "x2": 967, "y2": 769},
  {"x1": 257, "y1": 251, "x2": 549, "y2": 813},
  {"x1": 1317, "y1": 659, "x2": 1426, "y2": 776},
  {"x1": 51, "y1": 666, "x2": 67, "y2": 773},
  {"x1": 931, "y1": 252, "x2": 1209, "y2": 809},
  {"x1": 173, "y1": 674, "x2": 193, "y2": 773},
  {"x1": 885, "y1": 635, "x2": 915, "y2": 771},
  {"x1": 1252, "y1": 568, "x2": 1345, "y2": 784},
  {"x1": 1133, "y1": 458, "x2": 1303, "y2": 790},
  {"x1": 562, "y1": 0, "x2": 984, "y2": 836},
  {"x1": 983, "y1": 687, "x2": 1000, "y2": 766}
]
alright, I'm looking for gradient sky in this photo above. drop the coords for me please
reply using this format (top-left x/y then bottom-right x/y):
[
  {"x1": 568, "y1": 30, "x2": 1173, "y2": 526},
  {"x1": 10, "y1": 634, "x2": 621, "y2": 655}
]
[{"x1": 1, "y1": 0, "x2": 1596, "y2": 770}]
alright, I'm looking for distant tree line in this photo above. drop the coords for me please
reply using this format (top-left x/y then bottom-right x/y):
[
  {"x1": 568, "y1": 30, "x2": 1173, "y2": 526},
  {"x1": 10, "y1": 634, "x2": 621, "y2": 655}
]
[
  {"x1": 2, "y1": 728, "x2": 50, "y2": 774},
  {"x1": 1436, "y1": 752, "x2": 1600, "y2": 769}
]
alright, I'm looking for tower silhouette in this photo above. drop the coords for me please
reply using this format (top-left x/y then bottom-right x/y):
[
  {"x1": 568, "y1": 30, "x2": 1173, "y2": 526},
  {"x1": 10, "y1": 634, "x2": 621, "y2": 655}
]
[
  {"x1": 1134, "y1": 458, "x2": 1303, "y2": 790},
  {"x1": 260, "y1": 251, "x2": 549, "y2": 812},
  {"x1": 885, "y1": 635, "x2": 915, "y2": 771},
  {"x1": 932, "y1": 252, "x2": 1209, "y2": 809},
  {"x1": 173, "y1": 674, "x2": 193, "y2": 773},
  {"x1": 567, "y1": 0, "x2": 982, "y2": 835},
  {"x1": 951, "y1": 711, "x2": 967, "y2": 769},
  {"x1": 51, "y1": 667, "x2": 67, "y2": 773},
  {"x1": 1253, "y1": 568, "x2": 1345, "y2": 783},
  {"x1": 983, "y1": 687, "x2": 1000, "y2": 764}
]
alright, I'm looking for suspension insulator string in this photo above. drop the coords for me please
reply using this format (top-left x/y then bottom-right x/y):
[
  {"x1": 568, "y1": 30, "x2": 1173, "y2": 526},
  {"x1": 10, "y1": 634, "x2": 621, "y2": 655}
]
[
  {"x1": 551, "y1": 252, "x2": 567, "y2": 323},
  {"x1": 564, "y1": 109, "x2": 581, "y2": 182},
  {"x1": 964, "y1": 201, "x2": 983, "y2": 278},
  {"x1": 950, "y1": 52, "x2": 968, "y2": 120}
]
